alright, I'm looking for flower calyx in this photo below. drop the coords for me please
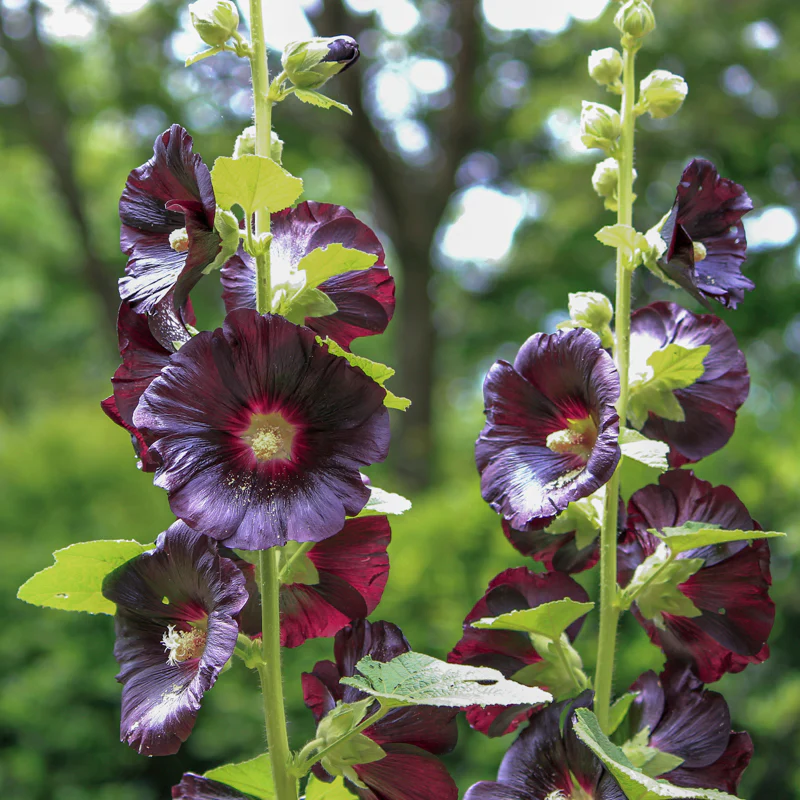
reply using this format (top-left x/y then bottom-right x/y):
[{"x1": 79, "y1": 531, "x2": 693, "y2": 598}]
[
  {"x1": 580, "y1": 101, "x2": 621, "y2": 153},
  {"x1": 282, "y1": 36, "x2": 360, "y2": 91},
  {"x1": 637, "y1": 70, "x2": 688, "y2": 119}
]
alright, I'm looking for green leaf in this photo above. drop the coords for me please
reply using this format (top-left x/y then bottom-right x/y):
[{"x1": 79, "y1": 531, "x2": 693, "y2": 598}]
[
  {"x1": 628, "y1": 344, "x2": 709, "y2": 428},
  {"x1": 355, "y1": 485, "x2": 412, "y2": 517},
  {"x1": 595, "y1": 224, "x2": 649, "y2": 269},
  {"x1": 619, "y1": 428, "x2": 669, "y2": 471},
  {"x1": 656, "y1": 525, "x2": 785, "y2": 556},
  {"x1": 512, "y1": 635, "x2": 590, "y2": 701},
  {"x1": 294, "y1": 88, "x2": 353, "y2": 114},
  {"x1": 471, "y1": 598, "x2": 595, "y2": 640},
  {"x1": 205, "y1": 755, "x2": 275, "y2": 799},
  {"x1": 211, "y1": 155, "x2": 303, "y2": 214},
  {"x1": 318, "y1": 337, "x2": 411, "y2": 411},
  {"x1": 545, "y1": 490, "x2": 605, "y2": 550},
  {"x1": 17, "y1": 539, "x2": 152, "y2": 615},
  {"x1": 284, "y1": 288, "x2": 339, "y2": 323},
  {"x1": 573, "y1": 709, "x2": 737, "y2": 799},
  {"x1": 608, "y1": 691, "x2": 639, "y2": 736},
  {"x1": 305, "y1": 776, "x2": 355, "y2": 800},
  {"x1": 340, "y1": 652, "x2": 552, "y2": 709},
  {"x1": 298, "y1": 244, "x2": 378, "y2": 291}
]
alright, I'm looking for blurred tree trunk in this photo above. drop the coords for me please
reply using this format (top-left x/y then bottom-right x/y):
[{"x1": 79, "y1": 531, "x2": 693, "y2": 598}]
[{"x1": 315, "y1": 0, "x2": 480, "y2": 488}]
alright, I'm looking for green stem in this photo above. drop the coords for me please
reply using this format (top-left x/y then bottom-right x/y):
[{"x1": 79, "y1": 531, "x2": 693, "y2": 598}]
[
  {"x1": 248, "y1": 0, "x2": 272, "y2": 315},
  {"x1": 257, "y1": 549, "x2": 298, "y2": 800},
  {"x1": 594, "y1": 42, "x2": 638, "y2": 733},
  {"x1": 277, "y1": 542, "x2": 314, "y2": 583},
  {"x1": 551, "y1": 637, "x2": 588, "y2": 694}
]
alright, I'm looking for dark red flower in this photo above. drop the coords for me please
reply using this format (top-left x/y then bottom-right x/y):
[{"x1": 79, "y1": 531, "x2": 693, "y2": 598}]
[
  {"x1": 302, "y1": 620, "x2": 459, "y2": 800},
  {"x1": 464, "y1": 693, "x2": 625, "y2": 800},
  {"x1": 502, "y1": 518, "x2": 600, "y2": 573},
  {"x1": 623, "y1": 666, "x2": 752, "y2": 793},
  {"x1": 658, "y1": 158, "x2": 754, "y2": 309},
  {"x1": 133, "y1": 310, "x2": 391, "y2": 549},
  {"x1": 448, "y1": 567, "x2": 590, "y2": 736},
  {"x1": 629, "y1": 302, "x2": 749, "y2": 466},
  {"x1": 172, "y1": 774, "x2": 252, "y2": 799},
  {"x1": 101, "y1": 521, "x2": 248, "y2": 756},
  {"x1": 235, "y1": 516, "x2": 391, "y2": 647},
  {"x1": 476, "y1": 328, "x2": 621, "y2": 530},
  {"x1": 221, "y1": 202, "x2": 395, "y2": 349},
  {"x1": 618, "y1": 470, "x2": 774, "y2": 683},
  {"x1": 119, "y1": 125, "x2": 220, "y2": 346}
]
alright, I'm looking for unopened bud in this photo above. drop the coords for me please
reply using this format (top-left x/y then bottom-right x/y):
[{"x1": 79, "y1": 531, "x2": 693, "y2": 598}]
[
  {"x1": 639, "y1": 70, "x2": 688, "y2": 119},
  {"x1": 188, "y1": 0, "x2": 239, "y2": 47},
  {"x1": 614, "y1": 0, "x2": 656, "y2": 40},
  {"x1": 233, "y1": 126, "x2": 284, "y2": 163},
  {"x1": 588, "y1": 48, "x2": 623, "y2": 87},
  {"x1": 592, "y1": 158, "x2": 620, "y2": 199},
  {"x1": 580, "y1": 101, "x2": 621, "y2": 152},
  {"x1": 558, "y1": 292, "x2": 614, "y2": 348},
  {"x1": 282, "y1": 36, "x2": 360, "y2": 91}
]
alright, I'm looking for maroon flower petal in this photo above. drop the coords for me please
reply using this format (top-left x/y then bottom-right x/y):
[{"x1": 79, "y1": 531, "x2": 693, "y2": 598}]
[
  {"x1": 502, "y1": 520, "x2": 600, "y2": 574},
  {"x1": 133, "y1": 310, "x2": 391, "y2": 549},
  {"x1": 172, "y1": 773, "x2": 255, "y2": 799},
  {"x1": 220, "y1": 201, "x2": 395, "y2": 349},
  {"x1": 660, "y1": 159, "x2": 754, "y2": 309},
  {"x1": 667, "y1": 732, "x2": 753, "y2": 794},
  {"x1": 351, "y1": 743, "x2": 458, "y2": 800},
  {"x1": 101, "y1": 521, "x2": 248, "y2": 756},
  {"x1": 630, "y1": 302, "x2": 749, "y2": 465},
  {"x1": 476, "y1": 329, "x2": 621, "y2": 530},
  {"x1": 620, "y1": 471, "x2": 774, "y2": 683},
  {"x1": 119, "y1": 125, "x2": 220, "y2": 324},
  {"x1": 448, "y1": 568, "x2": 590, "y2": 736}
]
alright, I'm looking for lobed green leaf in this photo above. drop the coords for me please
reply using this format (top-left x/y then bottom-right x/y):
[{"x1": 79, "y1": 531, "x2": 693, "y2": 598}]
[
  {"x1": 355, "y1": 485, "x2": 412, "y2": 517},
  {"x1": 211, "y1": 155, "x2": 303, "y2": 214},
  {"x1": 471, "y1": 598, "x2": 595, "y2": 640},
  {"x1": 205, "y1": 754, "x2": 275, "y2": 799},
  {"x1": 656, "y1": 525, "x2": 785, "y2": 556}
]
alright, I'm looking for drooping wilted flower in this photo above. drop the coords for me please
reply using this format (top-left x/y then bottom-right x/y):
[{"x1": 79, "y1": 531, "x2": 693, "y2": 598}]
[
  {"x1": 657, "y1": 159, "x2": 754, "y2": 309},
  {"x1": 303, "y1": 620, "x2": 459, "y2": 800},
  {"x1": 221, "y1": 202, "x2": 395, "y2": 349},
  {"x1": 464, "y1": 693, "x2": 625, "y2": 800},
  {"x1": 623, "y1": 666, "x2": 752, "y2": 793},
  {"x1": 448, "y1": 567, "x2": 590, "y2": 736},
  {"x1": 133, "y1": 310, "x2": 390, "y2": 549},
  {"x1": 476, "y1": 328, "x2": 621, "y2": 530},
  {"x1": 101, "y1": 521, "x2": 248, "y2": 756},
  {"x1": 234, "y1": 516, "x2": 391, "y2": 648},
  {"x1": 119, "y1": 125, "x2": 221, "y2": 346},
  {"x1": 618, "y1": 470, "x2": 774, "y2": 683},
  {"x1": 629, "y1": 302, "x2": 749, "y2": 465}
]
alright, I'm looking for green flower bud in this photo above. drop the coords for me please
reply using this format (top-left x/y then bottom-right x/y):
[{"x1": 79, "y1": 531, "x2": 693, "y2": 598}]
[
  {"x1": 592, "y1": 157, "x2": 620, "y2": 199},
  {"x1": 557, "y1": 292, "x2": 615, "y2": 349},
  {"x1": 639, "y1": 70, "x2": 688, "y2": 119},
  {"x1": 580, "y1": 101, "x2": 621, "y2": 152},
  {"x1": 588, "y1": 47, "x2": 623, "y2": 87},
  {"x1": 281, "y1": 35, "x2": 360, "y2": 91},
  {"x1": 614, "y1": 0, "x2": 656, "y2": 39},
  {"x1": 233, "y1": 126, "x2": 284, "y2": 163},
  {"x1": 188, "y1": 0, "x2": 239, "y2": 47}
]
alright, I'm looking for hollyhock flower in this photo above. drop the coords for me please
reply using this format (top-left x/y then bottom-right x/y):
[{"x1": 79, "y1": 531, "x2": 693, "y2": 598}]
[
  {"x1": 657, "y1": 158, "x2": 753, "y2": 309},
  {"x1": 101, "y1": 521, "x2": 248, "y2": 756},
  {"x1": 234, "y1": 515, "x2": 391, "y2": 647},
  {"x1": 503, "y1": 517, "x2": 600, "y2": 573},
  {"x1": 119, "y1": 125, "x2": 220, "y2": 345},
  {"x1": 464, "y1": 693, "x2": 625, "y2": 800},
  {"x1": 476, "y1": 328, "x2": 621, "y2": 530},
  {"x1": 629, "y1": 302, "x2": 749, "y2": 466},
  {"x1": 448, "y1": 567, "x2": 590, "y2": 736},
  {"x1": 100, "y1": 301, "x2": 190, "y2": 472},
  {"x1": 302, "y1": 620, "x2": 459, "y2": 800},
  {"x1": 133, "y1": 309, "x2": 390, "y2": 549},
  {"x1": 172, "y1": 774, "x2": 249, "y2": 799},
  {"x1": 221, "y1": 201, "x2": 395, "y2": 349},
  {"x1": 618, "y1": 470, "x2": 774, "y2": 683},
  {"x1": 623, "y1": 666, "x2": 752, "y2": 793}
]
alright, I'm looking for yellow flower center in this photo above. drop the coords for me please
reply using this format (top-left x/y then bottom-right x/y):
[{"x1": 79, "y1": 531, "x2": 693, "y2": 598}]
[
  {"x1": 169, "y1": 227, "x2": 190, "y2": 252},
  {"x1": 692, "y1": 241, "x2": 707, "y2": 262},
  {"x1": 546, "y1": 416, "x2": 598, "y2": 461},
  {"x1": 242, "y1": 413, "x2": 296, "y2": 462},
  {"x1": 162, "y1": 625, "x2": 207, "y2": 665}
]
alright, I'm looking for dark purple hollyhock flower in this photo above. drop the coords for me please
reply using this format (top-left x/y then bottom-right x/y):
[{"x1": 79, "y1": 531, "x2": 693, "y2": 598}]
[
  {"x1": 502, "y1": 518, "x2": 600, "y2": 573},
  {"x1": 100, "y1": 301, "x2": 192, "y2": 472},
  {"x1": 101, "y1": 521, "x2": 248, "y2": 756},
  {"x1": 658, "y1": 158, "x2": 753, "y2": 309},
  {"x1": 624, "y1": 666, "x2": 752, "y2": 793},
  {"x1": 119, "y1": 125, "x2": 220, "y2": 345},
  {"x1": 302, "y1": 620, "x2": 459, "y2": 800},
  {"x1": 235, "y1": 516, "x2": 391, "y2": 647},
  {"x1": 630, "y1": 302, "x2": 749, "y2": 466},
  {"x1": 133, "y1": 309, "x2": 391, "y2": 549},
  {"x1": 448, "y1": 567, "x2": 590, "y2": 737},
  {"x1": 172, "y1": 774, "x2": 254, "y2": 799},
  {"x1": 476, "y1": 328, "x2": 621, "y2": 530},
  {"x1": 618, "y1": 470, "x2": 774, "y2": 684},
  {"x1": 221, "y1": 202, "x2": 395, "y2": 349},
  {"x1": 465, "y1": 693, "x2": 625, "y2": 800}
]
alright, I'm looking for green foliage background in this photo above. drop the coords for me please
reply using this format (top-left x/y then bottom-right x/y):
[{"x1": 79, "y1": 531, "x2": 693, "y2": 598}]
[{"x1": 2, "y1": 0, "x2": 800, "y2": 798}]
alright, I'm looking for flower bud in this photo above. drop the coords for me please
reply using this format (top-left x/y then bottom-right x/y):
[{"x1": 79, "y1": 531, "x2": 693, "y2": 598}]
[
  {"x1": 557, "y1": 292, "x2": 614, "y2": 348},
  {"x1": 614, "y1": 0, "x2": 656, "y2": 40},
  {"x1": 639, "y1": 70, "x2": 688, "y2": 119},
  {"x1": 281, "y1": 36, "x2": 360, "y2": 91},
  {"x1": 588, "y1": 48, "x2": 623, "y2": 87},
  {"x1": 233, "y1": 126, "x2": 284, "y2": 163},
  {"x1": 188, "y1": 0, "x2": 239, "y2": 47},
  {"x1": 580, "y1": 101, "x2": 621, "y2": 152},
  {"x1": 592, "y1": 158, "x2": 620, "y2": 199}
]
